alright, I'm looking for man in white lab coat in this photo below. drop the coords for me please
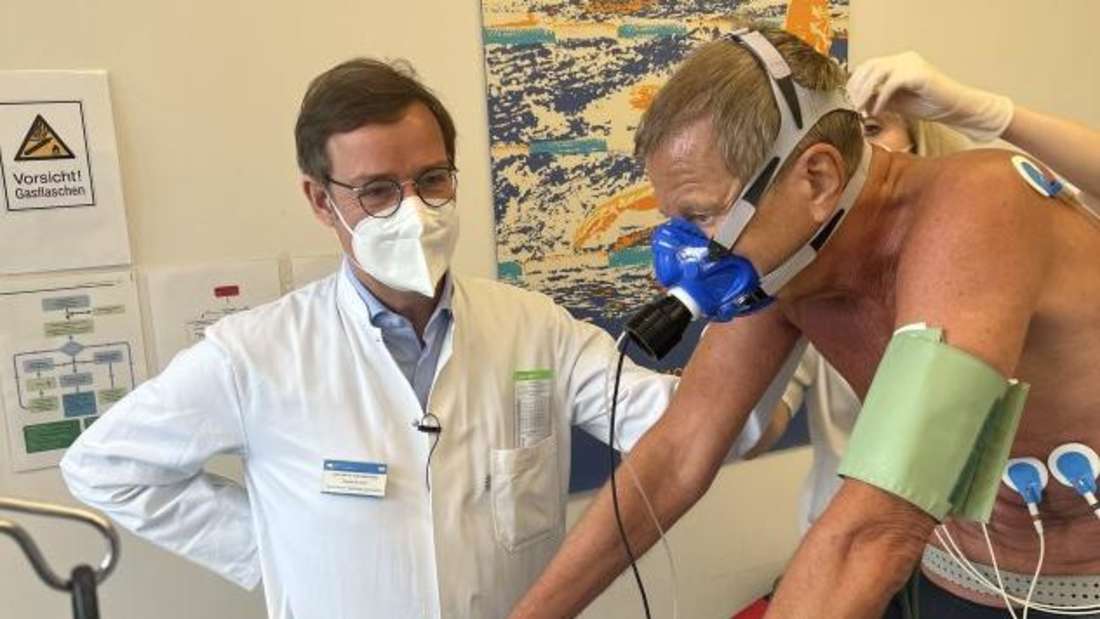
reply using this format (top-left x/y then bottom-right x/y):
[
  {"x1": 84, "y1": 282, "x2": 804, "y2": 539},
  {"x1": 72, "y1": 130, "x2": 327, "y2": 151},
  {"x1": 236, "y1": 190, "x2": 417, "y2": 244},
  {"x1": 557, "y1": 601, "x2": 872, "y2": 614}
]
[{"x1": 59, "y1": 59, "x2": 770, "y2": 618}]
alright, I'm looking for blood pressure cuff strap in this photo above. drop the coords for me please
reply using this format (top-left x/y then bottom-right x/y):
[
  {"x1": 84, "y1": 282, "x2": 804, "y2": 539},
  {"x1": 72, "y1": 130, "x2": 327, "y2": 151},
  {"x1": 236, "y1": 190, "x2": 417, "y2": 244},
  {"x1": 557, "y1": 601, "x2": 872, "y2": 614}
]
[{"x1": 837, "y1": 327, "x2": 1030, "y2": 522}]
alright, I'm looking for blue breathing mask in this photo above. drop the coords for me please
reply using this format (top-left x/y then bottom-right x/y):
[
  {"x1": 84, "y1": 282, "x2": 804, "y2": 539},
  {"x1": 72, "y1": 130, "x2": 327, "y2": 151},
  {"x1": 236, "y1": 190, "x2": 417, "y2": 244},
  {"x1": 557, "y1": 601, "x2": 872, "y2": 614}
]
[{"x1": 651, "y1": 218, "x2": 771, "y2": 322}]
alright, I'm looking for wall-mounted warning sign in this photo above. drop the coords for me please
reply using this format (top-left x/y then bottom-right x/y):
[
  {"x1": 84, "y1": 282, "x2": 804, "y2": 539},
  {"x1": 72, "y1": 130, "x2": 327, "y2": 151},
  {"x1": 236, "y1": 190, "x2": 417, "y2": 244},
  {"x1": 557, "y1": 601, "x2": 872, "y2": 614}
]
[
  {"x1": 0, "y1": 71, "x2": 131, "y2": 275},
  {"x1": 15, "y1": 115, "x2": 75, "y2": 161},
  {"x1": 0, "y1": 101, "x2": 95, "y2": 211}
]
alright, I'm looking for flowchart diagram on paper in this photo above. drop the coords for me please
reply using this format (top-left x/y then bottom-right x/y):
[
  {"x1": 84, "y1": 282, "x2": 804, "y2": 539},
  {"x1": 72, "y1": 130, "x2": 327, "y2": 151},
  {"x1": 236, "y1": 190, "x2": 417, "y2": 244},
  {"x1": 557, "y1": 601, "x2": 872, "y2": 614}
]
[{"x1": 0, "y1": 270, "x2": 147, "y2": 471}]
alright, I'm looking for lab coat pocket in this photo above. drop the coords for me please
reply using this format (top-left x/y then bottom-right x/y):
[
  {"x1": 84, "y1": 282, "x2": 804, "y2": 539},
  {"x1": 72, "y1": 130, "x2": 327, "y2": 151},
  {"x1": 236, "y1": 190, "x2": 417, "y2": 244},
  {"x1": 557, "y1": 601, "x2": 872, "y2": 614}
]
[{"x1": 490, "y1": 432, "x2": 560, "y2": 553}]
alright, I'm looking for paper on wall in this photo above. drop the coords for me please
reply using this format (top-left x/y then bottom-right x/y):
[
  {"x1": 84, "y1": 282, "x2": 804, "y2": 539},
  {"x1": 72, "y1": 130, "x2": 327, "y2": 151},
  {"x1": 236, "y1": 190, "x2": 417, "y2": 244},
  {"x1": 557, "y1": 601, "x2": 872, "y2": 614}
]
[
  {"x1": 290, "y1": 254, "x2": 341, "y2": 289},
  {"x1": 143, "y1": 259, "x2": 282, "y2": 372},
  {"x1": 0, "y1": 269, "x2": 147, "y2": 471},
  {"x1": 0, "y1": 71, "x2": 131, "y2": 274}
]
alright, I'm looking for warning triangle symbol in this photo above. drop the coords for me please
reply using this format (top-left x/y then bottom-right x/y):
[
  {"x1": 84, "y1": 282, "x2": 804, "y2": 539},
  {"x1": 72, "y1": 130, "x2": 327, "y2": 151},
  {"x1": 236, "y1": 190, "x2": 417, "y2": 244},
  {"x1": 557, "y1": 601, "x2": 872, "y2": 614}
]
[{"x1": 14, "y1": 114, "x2": 75, "y2": 161}]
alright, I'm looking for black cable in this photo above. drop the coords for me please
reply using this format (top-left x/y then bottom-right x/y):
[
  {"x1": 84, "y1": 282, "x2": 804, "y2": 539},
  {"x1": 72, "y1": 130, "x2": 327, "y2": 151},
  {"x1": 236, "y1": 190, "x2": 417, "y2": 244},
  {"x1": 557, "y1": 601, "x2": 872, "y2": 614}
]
[
  {"x1": 425, "y1": 431, "x2": 440, "y2": 492},
  {"x1": 609, "y1": 337, "x2": 652, "y2": 619},
  {"x1": 415, "y1": 413, "x2": 442, "y2": 492}
]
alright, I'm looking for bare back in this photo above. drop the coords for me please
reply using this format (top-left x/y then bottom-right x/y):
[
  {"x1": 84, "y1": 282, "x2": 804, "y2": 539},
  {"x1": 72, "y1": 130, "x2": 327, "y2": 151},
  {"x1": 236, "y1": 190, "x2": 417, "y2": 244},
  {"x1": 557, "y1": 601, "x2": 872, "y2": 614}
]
[{"x1": 785, "y1": 148, "x2": 1100, "y2": 604}]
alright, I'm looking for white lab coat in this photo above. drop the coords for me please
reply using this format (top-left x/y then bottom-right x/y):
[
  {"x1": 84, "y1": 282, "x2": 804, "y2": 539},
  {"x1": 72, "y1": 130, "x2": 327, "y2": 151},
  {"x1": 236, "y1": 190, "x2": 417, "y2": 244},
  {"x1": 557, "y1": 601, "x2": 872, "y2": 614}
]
[
  {"x1": 60, "y1": 273, "x2": 762, "y2": 619},
  {"x1": 773, "y1": 344, "x2": 861, "y2": 534}
]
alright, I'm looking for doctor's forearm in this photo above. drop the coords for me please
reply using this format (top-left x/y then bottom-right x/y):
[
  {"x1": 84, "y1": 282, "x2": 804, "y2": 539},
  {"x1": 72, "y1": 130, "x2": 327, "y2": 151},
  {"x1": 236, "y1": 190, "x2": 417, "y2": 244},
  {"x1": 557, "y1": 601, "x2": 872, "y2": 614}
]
[{"x1": 510, "y1": 426, "x2": 713, "y2": 618}]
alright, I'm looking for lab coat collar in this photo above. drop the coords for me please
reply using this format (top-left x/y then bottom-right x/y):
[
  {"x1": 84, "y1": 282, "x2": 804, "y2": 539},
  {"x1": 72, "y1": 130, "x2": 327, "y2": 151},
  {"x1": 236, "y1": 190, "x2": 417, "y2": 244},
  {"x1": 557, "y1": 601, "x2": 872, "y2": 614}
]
[
  {"x1": 338, "y1": 259, "x2": 455, "y2": 332},
  {"x1": 336, "y1": 261, "x2": 460, "y2": 391}
]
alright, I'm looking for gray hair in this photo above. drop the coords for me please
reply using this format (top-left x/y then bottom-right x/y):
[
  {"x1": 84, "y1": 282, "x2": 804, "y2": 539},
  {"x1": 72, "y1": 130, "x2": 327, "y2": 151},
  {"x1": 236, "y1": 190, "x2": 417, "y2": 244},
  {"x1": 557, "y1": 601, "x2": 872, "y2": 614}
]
[{"x1": 635, "y1": 26, "x2": 863, "y2": 183}]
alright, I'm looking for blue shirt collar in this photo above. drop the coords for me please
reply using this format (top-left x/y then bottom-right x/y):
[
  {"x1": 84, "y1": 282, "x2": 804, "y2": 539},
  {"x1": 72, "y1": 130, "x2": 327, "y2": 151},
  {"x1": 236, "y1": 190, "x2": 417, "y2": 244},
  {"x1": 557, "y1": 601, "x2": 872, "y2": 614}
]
[{"x1": 342, "y1": 259, "x2": 453, "y2": 328}]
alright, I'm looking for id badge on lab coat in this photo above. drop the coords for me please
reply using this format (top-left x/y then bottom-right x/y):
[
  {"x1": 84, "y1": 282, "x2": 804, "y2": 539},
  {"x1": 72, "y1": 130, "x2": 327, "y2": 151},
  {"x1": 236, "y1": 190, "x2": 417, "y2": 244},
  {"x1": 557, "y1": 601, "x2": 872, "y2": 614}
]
[
  {"x1": 321, "y1": 460, "x2": 387, "y2": 498},
  {"x1": 513, "y1": 369, "x2": 552, "y2": 448}
]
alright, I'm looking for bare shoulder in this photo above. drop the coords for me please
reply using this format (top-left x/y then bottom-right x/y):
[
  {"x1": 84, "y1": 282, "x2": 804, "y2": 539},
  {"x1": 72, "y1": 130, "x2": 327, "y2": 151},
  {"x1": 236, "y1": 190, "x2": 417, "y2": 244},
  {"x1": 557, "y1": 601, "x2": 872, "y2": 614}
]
[
  {"x1": 915, "y1": 148, "x2": 1055, "y2": 231},
  {"x1": 895, "y1": 149, "x2": 1053, "y2": 375},
  {"x1": 903, "y1": 149, "x2": 1055, "y2": 275}
]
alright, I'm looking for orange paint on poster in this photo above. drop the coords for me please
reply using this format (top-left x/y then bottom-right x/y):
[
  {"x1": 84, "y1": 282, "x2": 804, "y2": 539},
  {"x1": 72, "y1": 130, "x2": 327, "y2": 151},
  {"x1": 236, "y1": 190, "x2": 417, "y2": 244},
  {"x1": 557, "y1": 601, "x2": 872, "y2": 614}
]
[
  {"x1": 610, "y1": 227, "x2": 655, "y2": 253},
  {"x1": 784, "y1": 0, "x2": 832, "y2": 55},
  {"x1": 588, "y1": 0, "x2": 655, "y2": 15},
  {"x1": 629, "y1": 84, "x2": 660, "y2": 111},
  {"x1": 493, "y1": 13, "x2": 539, "y2": 28},
  {"x1": 572, "y1": 186, "x2": 657, "y2": 249}
]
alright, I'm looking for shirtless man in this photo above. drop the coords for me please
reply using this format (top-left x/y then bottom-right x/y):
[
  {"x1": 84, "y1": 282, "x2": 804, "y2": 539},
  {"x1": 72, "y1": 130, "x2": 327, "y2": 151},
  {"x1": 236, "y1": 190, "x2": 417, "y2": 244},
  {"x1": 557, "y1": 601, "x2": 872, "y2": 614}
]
[{"x1": 510, "y1": 27, "x2": 1100, "y2": 619}]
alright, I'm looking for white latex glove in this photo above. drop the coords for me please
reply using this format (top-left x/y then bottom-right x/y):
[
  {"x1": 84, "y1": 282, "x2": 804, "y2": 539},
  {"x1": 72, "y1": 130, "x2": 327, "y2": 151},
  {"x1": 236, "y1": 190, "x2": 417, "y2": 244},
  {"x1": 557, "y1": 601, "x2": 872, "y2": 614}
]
[{"x1": 847, "y1": 51, "x2": 1014, "y2": 143}]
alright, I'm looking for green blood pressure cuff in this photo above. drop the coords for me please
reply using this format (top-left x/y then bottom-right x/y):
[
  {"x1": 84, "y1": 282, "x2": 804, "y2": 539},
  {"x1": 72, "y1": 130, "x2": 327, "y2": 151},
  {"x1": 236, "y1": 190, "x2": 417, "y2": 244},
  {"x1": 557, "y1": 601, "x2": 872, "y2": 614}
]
[{"x1": 837, "y1": 327, "x2": 1030, "y2": 522}]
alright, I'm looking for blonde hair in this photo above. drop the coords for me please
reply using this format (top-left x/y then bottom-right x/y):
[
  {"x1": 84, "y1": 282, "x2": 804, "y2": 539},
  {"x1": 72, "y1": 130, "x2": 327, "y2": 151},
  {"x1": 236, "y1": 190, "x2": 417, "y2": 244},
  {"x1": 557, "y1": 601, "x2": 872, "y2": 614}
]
[
  {"x1": 635, "y1": 26, "x2": 863, "y2": 182},
  {"x1": 911, "y1": 119, "x2": 971, "y2": 157}
]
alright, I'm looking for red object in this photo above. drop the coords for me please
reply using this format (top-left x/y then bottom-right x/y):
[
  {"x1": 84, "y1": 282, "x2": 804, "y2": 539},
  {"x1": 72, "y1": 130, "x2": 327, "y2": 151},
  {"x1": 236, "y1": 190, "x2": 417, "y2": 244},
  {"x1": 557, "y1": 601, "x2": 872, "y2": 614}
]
[
  {"x1": 214, "y1": 285, "x2": 241, "y2": 298},
  {"x1": 732, "y1": 596, "x2": 769, "y2": 619}
]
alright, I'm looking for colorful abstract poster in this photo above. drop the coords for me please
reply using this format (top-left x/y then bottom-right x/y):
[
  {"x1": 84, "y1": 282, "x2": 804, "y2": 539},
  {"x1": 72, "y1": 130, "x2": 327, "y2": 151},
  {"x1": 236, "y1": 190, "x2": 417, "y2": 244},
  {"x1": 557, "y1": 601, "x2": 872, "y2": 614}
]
[{"x1": 481, "y1": 0, "x2": 849, "y2": 489}]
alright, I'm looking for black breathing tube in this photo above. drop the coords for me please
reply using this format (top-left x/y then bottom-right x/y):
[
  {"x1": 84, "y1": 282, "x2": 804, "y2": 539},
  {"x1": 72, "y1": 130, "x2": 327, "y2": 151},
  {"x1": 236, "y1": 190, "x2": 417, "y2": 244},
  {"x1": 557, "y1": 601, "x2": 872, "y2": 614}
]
[
  {"x1": 609, "y1": 337, "x2": 652, "y2": 619},
  {"x1": 625, "y1": 295, "x2": 693, "y2": 361}
]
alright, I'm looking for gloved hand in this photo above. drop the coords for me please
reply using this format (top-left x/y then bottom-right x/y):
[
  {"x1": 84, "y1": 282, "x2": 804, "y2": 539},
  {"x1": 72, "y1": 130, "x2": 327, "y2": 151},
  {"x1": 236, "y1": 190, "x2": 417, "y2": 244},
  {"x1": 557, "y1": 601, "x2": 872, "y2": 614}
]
[{"x1": 847, "y1": 51, "x2": 1014, "y2": 143}]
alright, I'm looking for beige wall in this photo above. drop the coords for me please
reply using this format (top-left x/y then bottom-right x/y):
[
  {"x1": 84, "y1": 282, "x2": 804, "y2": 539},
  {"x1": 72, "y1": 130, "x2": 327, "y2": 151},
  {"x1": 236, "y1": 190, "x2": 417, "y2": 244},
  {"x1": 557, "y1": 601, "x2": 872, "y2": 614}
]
[
  {"x1": 0, "y1": 1, "x2": 1096, "y2": 617},
  {"x1": 851, "y1": 0, "x2": 1100, "y2": 128}
]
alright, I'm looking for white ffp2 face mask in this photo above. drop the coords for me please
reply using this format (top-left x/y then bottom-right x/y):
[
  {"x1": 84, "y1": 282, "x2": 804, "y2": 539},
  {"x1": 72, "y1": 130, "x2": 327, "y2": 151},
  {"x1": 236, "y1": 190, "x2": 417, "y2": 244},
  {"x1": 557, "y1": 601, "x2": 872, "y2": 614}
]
[{"x1": 330, "y1": 194, "x2": 459, "y2": 298}]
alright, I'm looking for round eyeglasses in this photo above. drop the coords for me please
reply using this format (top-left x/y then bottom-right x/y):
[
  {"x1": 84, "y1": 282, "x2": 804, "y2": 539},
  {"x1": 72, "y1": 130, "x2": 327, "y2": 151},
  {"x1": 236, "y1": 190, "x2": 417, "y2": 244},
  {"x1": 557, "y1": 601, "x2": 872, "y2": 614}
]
[{"x1": 327, "y1": 166, "x2": 458, "y2": 218}]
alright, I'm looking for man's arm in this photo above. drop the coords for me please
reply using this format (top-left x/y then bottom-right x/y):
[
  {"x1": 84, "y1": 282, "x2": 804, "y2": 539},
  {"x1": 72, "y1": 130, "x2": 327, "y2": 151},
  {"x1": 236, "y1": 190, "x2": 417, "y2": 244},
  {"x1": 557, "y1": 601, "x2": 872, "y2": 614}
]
[
  {"x1": 556, "y1": 303, "x2": 679, "y2": 454},
  {"x1": 511, "y1": 305, "x2": 801, "y2": 618},
  {"x1": 60, "y1": 339, "x2": 260, "y2": 589},
  {"x1": 768, "y1": 160, "x2": 1051, "y2": 618},
  {"x1": 562, "y1": 304, "x2": 807, "y2": 458}
]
